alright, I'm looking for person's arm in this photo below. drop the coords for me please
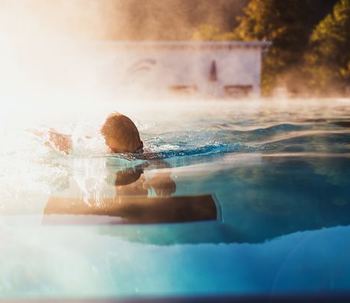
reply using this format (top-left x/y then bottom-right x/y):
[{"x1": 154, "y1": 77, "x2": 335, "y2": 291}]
[
  {"x1": 47, "y1": 129, "x2": 72, "y2": 154},
  {"x1": 29, "y1": 128, "x2": 72, "y2": 154}
]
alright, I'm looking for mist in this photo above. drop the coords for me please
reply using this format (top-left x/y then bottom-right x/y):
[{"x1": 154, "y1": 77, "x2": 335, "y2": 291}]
[{"x1": 0, "y1": 1, "x2": 244, "y2": 107}]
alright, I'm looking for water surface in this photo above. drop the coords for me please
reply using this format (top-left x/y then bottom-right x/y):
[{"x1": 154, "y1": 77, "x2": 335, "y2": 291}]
[{"x1": 1, "y1": 99, "x2": 350, "y2": 299}]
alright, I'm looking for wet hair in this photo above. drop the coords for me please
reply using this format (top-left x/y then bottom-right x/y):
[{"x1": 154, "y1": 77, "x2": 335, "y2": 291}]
[{"x1": 101, "y1": 113, "x2": 143, "y2": 153}]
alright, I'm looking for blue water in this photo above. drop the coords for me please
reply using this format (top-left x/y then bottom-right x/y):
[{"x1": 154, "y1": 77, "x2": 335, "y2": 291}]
[{"x1": 1, "y1": 99, "x2": 350, "y2": 299}]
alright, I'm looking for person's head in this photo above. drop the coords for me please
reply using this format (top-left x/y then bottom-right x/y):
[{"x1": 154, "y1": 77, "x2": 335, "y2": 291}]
[{"x1": 101, "y1": 113, "x2": 143, "y2": 153}]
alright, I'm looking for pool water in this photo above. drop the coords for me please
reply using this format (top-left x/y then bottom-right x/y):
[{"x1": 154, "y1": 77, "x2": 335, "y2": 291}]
[{"x1": 1, "y1": 99, "x2": 350, "y2": 299}]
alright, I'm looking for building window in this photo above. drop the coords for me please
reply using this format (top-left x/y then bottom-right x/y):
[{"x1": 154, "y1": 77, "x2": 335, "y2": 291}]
[
  {"x1": 169, "y1": 85, "x2": 198, "y2": 95},
  {"x1": 224, "y1": 85, "x2": 253, "y2": 98}
]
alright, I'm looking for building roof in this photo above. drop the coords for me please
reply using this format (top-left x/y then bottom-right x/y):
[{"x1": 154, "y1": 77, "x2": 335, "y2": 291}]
[{"x1": 95, "y1": 40, "x2": 271, "y2": 50}]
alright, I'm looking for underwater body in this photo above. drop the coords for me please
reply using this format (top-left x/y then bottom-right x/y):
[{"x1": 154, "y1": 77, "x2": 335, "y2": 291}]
[{"x1": 0, "y1": 99, "x2": 350, "y2": 299}]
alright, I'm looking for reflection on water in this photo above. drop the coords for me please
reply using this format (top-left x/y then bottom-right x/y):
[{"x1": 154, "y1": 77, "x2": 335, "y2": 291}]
[
  {"x1": 93, "y1": 155, "x2": 350, "y2": 245},
  {"x1": 1, "y1": 99, "x2": 350, "y2": 298},
  {"x1": 44, "y1": 161, "x2": 218, "y2": 224}
]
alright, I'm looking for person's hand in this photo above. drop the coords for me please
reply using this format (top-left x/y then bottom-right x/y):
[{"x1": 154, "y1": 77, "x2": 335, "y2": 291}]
[{"x1": 47, "y1": 130, "x2": 72, "y2": 154}]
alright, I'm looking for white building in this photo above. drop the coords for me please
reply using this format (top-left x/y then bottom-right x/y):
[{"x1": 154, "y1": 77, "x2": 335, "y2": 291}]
[{"x1": 95, "y1": 41, "x2": 270, "y2": 98}]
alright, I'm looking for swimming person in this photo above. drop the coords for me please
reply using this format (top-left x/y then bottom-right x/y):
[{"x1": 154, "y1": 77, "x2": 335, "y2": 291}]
[
  {"x1": 33, "y1": 112, "x2": 143, "y2": 155},
  {"x1": 101, "y1": 113, "x2": 143, "y2": 154}
]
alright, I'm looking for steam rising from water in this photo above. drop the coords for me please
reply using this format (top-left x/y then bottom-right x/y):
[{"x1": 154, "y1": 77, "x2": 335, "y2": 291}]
[
  {"x1": 0, "y1": 0, "x2": 244, "y2": 118},
  {"x1": 0, "y1": 3, "x2": 350, "y2": 212},
  {"x1": 2, "y1": 2, "x2": 350, "y2": 299}
]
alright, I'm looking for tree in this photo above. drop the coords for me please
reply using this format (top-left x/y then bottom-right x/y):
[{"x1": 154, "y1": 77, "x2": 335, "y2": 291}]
[
  {"x1": 106, "y1": 0, "x2": 246, "y2": 40},
  {"x1": 192, "y1": 24, "x2": 236, "y2": 41},
  {"x1": 231, "y1": 0, "x2": 337, "y2": 95},
  {"x1": 305, "y1": 0, "x2": 350, "y2": 95}
]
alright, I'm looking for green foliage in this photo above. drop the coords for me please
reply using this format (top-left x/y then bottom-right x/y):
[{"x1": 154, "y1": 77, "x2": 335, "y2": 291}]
[
  {"x1": 104, "y1": 0, "x2": 246, "y2": 40},
  {"x1": 192, "y1": 25, "x2": 222, "y2": 40},
  {"x1": 231, "y1": 0, "x2": 337, "y2": 95},
  {"x1": 305, "y1": 0, "x2": 350, "y2": 94},
  {"x1": 192, "y1": 24, "x2": 236, "y2": 41},
  {"x1": 191, "y1": 0, "x2": 336, "y2": 95}
]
